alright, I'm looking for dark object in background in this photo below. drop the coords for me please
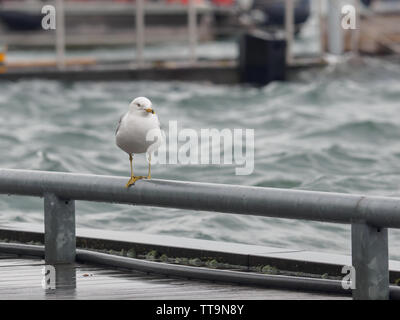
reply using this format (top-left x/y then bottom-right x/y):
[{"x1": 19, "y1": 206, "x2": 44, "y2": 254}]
[
  {"x1": 0, "y1": 11, "x2": 42, "y2": 31},
  {"x1": 214, "y1": 0, "x2": 311, "y2": 36},
  {"x1": 239, "y1": 30, "x2": 286, "y2": 86},
  {"x1": 252, "y1": 0, "x2": 310, "y2": 27},
  {"x1": 361, "y1": 0, "x2": 372, "y2": 6}
]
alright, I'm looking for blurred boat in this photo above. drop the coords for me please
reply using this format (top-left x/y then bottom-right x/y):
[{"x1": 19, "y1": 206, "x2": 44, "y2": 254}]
[
  {"x1": 0, "y1": 11, "x2": 42, "y2": 31},
  {"x1": 212, "y1": 0, "x2": 310, "y2": 36},
  {"x1": 251, "y1": 0, "x2": 310, "y2": 28},
  {"x1": 0, "y1": 0, "x2": 310, "y2": 32}
]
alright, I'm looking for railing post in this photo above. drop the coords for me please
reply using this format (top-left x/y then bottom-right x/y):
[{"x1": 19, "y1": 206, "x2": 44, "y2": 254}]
[
  {"x1": 351, "y1": 222, "x2": 389, "y2": 300},
  {"x1": 44, "y1": 193, "x2": 76, "y2": 264},
  {"x1": 284, "y1": 0, "x2": 294, "y2": 66},
  {"x1": 188, "y1": 0, "x2": 198, "y2": 64},
  {"x1": 316, "y1": 0, "x2": 324, "y2": 60},
  {"x1": 327, "y1": 0, "x2": 344, "y2": 55},
  {"x1": 55, "y1": 0, "x2": 66, "y2": 70},
  {"x1": 136, "y1": 0, "x2": 145, "y2": 68}
]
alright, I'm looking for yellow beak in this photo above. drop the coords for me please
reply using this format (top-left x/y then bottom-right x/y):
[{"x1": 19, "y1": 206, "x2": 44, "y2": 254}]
[{"x1": 145, "y1": 108, "x2": 155, "y2": 114}]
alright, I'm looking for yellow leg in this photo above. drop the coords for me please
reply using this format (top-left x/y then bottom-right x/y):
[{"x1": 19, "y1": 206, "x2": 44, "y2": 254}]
[
  {"x1": 146, "y1": 154, "x2": 152, "y2": 179},
  {"x1": 129, "y1": 154, "x2": 133, "y2": 177},
  {"x1": 126, "y1": 154, "x2": 144, "y2": 188}
]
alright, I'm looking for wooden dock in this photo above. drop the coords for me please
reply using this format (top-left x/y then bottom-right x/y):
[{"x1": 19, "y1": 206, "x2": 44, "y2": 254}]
[
  {"x1": 0, "y1": 60, "x2": 240, "y2": 84},
  {"x1": 358, "y1": 14, "x2": 400, "y2": 55},
  {"x1": 0, "y1": 1, "x2": 230, "y2": 48},
  {"x1": 0, "y1": 253, "x2": 348, "y2": 300},
  {"x1": 0, "y1": 58, "x2": 325, "y2": 84},
  {"x1": 0, "y1": 27, "x2": 213, "y2": 48}
]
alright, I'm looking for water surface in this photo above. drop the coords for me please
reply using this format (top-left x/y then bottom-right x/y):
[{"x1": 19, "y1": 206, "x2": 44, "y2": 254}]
[{"x1": 1, "y1": 54, "x2": 400, "y2": 259}]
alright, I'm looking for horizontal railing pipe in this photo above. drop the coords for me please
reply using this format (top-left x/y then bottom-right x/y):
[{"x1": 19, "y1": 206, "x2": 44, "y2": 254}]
[
  {"x1": 1, "y1": 169, "x2": 400, "y2": 228},
  {"x1": 0, "y1": 168, "x2": 399, "y2": 299}
]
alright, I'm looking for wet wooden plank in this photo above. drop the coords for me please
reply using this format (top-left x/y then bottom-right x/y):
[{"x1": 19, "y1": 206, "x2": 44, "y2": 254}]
[{"x1": 0, "y1": 256, "x2": 349, "y2": 300}]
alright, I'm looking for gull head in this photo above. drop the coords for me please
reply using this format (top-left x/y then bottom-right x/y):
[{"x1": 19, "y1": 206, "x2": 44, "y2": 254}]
[{"x1": 130, "y1": 97, "x2": 153, "y2": 113}]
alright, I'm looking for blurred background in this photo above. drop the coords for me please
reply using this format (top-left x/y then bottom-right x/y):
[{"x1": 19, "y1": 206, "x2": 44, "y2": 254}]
[{"x1": 0, "y1": 0, "x2": 400, "y2": 259}]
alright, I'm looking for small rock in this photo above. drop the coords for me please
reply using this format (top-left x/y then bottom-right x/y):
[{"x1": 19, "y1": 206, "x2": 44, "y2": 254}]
[
  {"x1": 189, "y1": 258, "x2": 202, "y2": 267},
  {"x1": 146, "y1": 250, "x2": 159, "y2": 260},
  {"x1": 261, "y1": 265, "x2": 278, "y2": 275},
  {"x1": 127, "y1": 249, "x2": 136, "y2": 258},
  {"x1": 160, "y1": 254, "x2": 168, "y2": 262},
  {"x1": 206, "y1": 259, "x2": 218, "y2": 269},
  {"x1": 82, "y1": 273, "x2": 93, "y2": 277}
]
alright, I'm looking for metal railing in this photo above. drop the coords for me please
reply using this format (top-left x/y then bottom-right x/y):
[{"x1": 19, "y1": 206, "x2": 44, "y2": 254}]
[
  {"x1": 52, "y1": 0, "x2": 199, "y2": 69},
  {"x1": 0, "y1": 168, "x2": 399, "y2": 299}
]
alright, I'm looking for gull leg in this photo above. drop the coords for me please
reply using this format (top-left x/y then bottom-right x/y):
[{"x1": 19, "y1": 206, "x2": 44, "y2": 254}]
[
  {"x1": 146, "y1": 154, "x2": 152, "y2": 179},
  {"x1": 129, "y1": 154, "x2": 133, "y2": 177},
  {"x1": 126, "y1": 154, "x2": 144, "y2": 188}
]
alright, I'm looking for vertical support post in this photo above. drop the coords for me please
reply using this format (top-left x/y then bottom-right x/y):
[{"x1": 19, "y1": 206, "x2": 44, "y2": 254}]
[
  {"x1": 55, "y1": 264, "x2": 76, "y2": 291},
  {"x1": 55, "y1": 0, "x2": 66, "y2": 70},
  {"x1": 351, "y1": 222, "x2": 389, "y2": 300},
  {"x1": 44, "y1": 193, "x2": 76, "y2": 265},
  {"x1": 136, "y1": 0, "x2": 145, "y2": 68},
  {"x1": 317, "y1": 0, "x2": 325, "y2": 60},
  {"x1": 284, "y1": 0, "x2": 294, "y2": 65},
  {"x1": 188, "y1": 0, "x2": 197, "y2": 64},
  {"x1": 327, "y1": 0, "x2": 344, "y2": 55},
  {"x1": 351, "y1": 0, "x2": 360, "y2": 55}
]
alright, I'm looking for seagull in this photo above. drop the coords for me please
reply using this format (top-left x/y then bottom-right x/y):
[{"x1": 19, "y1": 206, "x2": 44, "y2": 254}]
[{"x1": 115, "y1": 97, "x2": 163, "y2": 188}]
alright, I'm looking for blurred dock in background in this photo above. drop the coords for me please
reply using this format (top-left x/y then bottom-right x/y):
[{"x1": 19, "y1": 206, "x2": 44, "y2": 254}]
[
  {"x1": 0, "y1": 1, "x2": 219, "y2": 47},
  {"x1": 0, "y1": 0, "x2": 319, "y2": 84},
  {"x1": 0, "y1": 0, "x2": 399, "y2": 85},
  {"x1": 322, "y1": 0, "x2": 400, "y2": 55}
]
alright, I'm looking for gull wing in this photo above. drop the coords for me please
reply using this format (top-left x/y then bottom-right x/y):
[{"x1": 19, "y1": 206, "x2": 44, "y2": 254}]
[
  {"x1": 155, "y1": 113, "x2": 162, "y2": 129},
  {"x1": 115, "y1": 114, "x2": 125, "y2": 136}
]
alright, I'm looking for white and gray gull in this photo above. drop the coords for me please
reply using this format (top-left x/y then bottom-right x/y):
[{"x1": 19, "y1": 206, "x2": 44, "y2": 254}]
[{"x1": 115, "y1": 97, "x2": 164, "y2": 187}]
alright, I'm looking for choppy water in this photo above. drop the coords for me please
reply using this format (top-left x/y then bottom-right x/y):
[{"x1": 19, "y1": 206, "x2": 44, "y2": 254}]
[{"x1": 1, "y1": 54, "x2": 400, "y2": 260}]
